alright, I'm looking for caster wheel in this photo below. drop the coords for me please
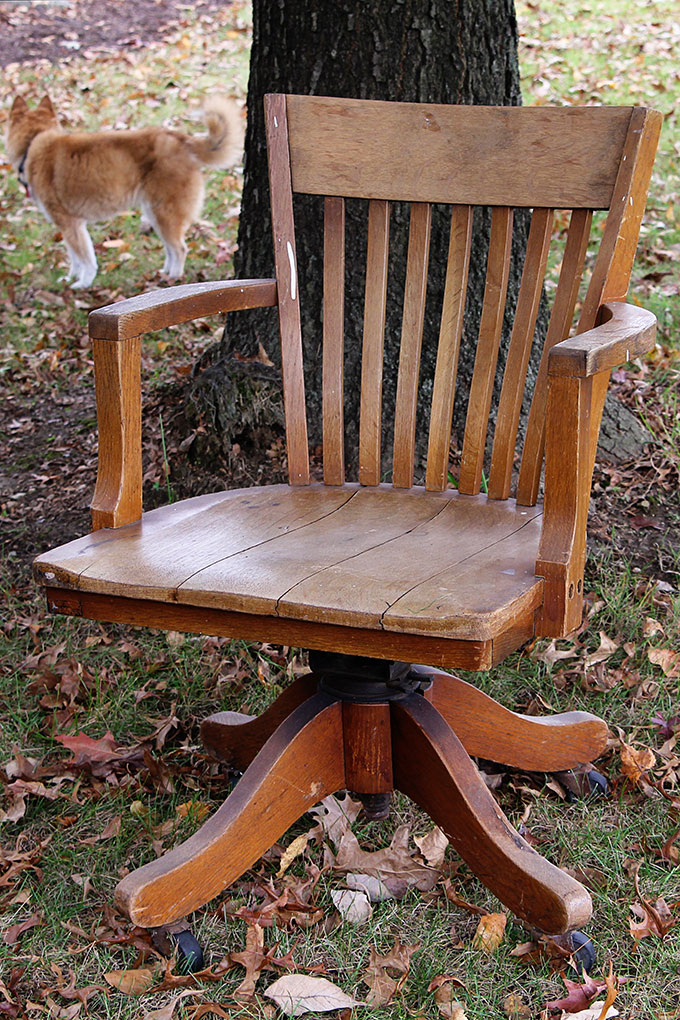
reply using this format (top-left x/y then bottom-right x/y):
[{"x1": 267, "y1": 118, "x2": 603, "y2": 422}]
[
  {"x1": 172, "y1": 929, "x2": 205, "y2": 974},
  {"x1": 151, "y1": 924, "x2": 205, "y2": 973},
  {"x1": 554, "y1": 767, "x2": 610, "y2": 803},
  {"x1": 565, "y1": 929, "x2": 596, "y2": 976}
]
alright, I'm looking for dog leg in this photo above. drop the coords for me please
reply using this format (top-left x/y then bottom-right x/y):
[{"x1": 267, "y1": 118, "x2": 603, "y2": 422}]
[{"x1": 61, "y1": 221, "x2": 98, "y2": 288}]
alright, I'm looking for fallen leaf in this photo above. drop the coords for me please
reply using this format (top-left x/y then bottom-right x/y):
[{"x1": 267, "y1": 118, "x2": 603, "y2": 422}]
[
  {"x1": 472, "y1": 912, "x2": 506, "y2": 954},
  {"x1": 647, "y1": 648, "x2": 680, "y2": 677},
  {"x1": 334, "y1": 825, "x2": 439, "y2": 895},
  {"x1": 307, "y1": 793, "x2": 362, "y2": 849},
  {"x1": 414, "y1": 826, "x2": 448, "y2": 867},
  {"x1": 104, "y1": 967, "x2": 156, "y2": 995},
  {"x1": 345, "y1": 872, "x2": 394, "y2": 902},
  {"x1": 503, "y1": 992, "x2": 531, "y2": 1018},
  {"x1": 362, "y1": 940, "x2": 420, "y2": 1006},
  {"x1": 620, "y1": 741, "x2": 656, "y2": 784},
  {"x1": 330, "y1": 888, "x2": 372, "y2": 924},
  {"x1": 566, "y1": 1003, "x2": 619, "y2": 1020},
  {"x1": 428, "y1": 977, "x2": 468, "y2": 1019},
  {"x1": 629, "y1": 864, "x2": 676, "y2": 942},
  {"x1": 55, "y1": 731, "x2": 121, "y2": 764},
  {"x1": 584, "y1": 632, "x2": 619, "y2": 667},
  {"x1": 2, "y1": 910, "x2": 44, "y2": 945},
  {"x1": 264, "y1": 974, "x2": 364, "y2": 1016},
  {"x1": 230, "y1": 923, "x2": 268, "y2": 1000},
  {"x1": 142, "y1": 990, "x2": 203, "y2": 1019},
  {"x1": 277, "y1": 833, "x2": 310, "y2": 877},
  {"x1": 545, "y1": 973, "x2": 607, "y2": 1012}
]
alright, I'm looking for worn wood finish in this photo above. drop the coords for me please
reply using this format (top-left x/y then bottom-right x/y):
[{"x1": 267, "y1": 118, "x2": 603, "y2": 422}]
[
  {"x1": 285, "y1": 96, "x2": 632, "y2": 208},
  {"x1": 200, "y1": 673, "x2": 318, "y2": 769},
  {"x1": 342, "y1": 702, "x2": 393, "y2": 793},
  {"x1": 488, "y1": 207, "x2": 554, "y2": 501},
  {"x1": 88, "y1": 280, "x2": 278, "y2": 341},
  {"x1": 90, "y1": 337, "x2": 142, "y2": 530},
  {"x1": 37, "y1": 485, "x2": 545, "y2": 642},
  {"x1": 359, "y1": 199, "x2": 391, "y2": 485},
  {"x1": 548, "y1": 301, "x2": 657, "y2": 378},
  {"x1": 535, "y1": 374, "x2": 592, "y2": 636},
  {"x1": 458, "y1": 207, "x2": 514, "y2": 495},
  {"x1": 116, "y1": 694, "x2": 344, "y2": 926},
  {"x1": 517, "y1": 209, "x2": 592, "y2": 507},
  {"x1": 391, "y1": 695, "x2": 592, "y2": 933},
  {"x1": 323, "y1": 196, "x2": 346, "y2": 485},
  {"x1": 393, "y1": 202, "x2": 432, "y2": 488},
  {"x1": 426, "y1": 204, "x2": 473, "y2": 491},
  {"x1": 419, "y1": 667, "x2": 608, "y2": 770},
  {"x1": 265, "y1": 93, "x2": 309, "y2": 485}
]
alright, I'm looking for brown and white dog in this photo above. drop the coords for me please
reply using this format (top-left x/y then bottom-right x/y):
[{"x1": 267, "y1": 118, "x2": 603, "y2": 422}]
[{"x1": 5, "y1": 94, "x2": 241, "y2": 288}]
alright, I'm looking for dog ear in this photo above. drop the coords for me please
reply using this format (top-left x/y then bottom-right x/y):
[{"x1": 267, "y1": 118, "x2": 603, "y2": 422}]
[
  {"x1": 37, "y1": 95, "x2": 56, "y2": 115},
  {"x1": 10, "y1": 95, "x2": 28, "y2": 119}
]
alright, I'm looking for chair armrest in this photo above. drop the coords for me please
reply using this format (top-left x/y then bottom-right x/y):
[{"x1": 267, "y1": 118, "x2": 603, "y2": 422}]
[
  {"x1": 88, "y1": 278, "x2": 277, "y2": 340},
  {"x1": 548, "y1": 301, "x2": 656, "y2": 377},
  {"x1": 90, "y1": 279, "x2": 277, "y2": 530}
]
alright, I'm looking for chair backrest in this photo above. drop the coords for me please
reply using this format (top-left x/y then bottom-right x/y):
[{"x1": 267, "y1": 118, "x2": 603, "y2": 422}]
[{"x1": 264, "y1": 95, "x2": 661, "y2": 497}]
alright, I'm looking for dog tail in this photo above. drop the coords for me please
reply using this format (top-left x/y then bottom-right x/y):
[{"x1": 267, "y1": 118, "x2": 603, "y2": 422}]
[{"x1": 190, "y1": 95, "x2": 243, "y2": 167}]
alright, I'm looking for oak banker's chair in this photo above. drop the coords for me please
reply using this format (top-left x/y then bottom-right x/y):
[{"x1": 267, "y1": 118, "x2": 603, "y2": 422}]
[{"x1": 35, "y1": 97, "x2": 661, "y2": 951}]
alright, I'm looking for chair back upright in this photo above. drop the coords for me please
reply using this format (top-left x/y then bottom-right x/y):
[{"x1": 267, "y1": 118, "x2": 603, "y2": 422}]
[{"x1": 264, "y1": 94, "x2": 660, "y2": 501}]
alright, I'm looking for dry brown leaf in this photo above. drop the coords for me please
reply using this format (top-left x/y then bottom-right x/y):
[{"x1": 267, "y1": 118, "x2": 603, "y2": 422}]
[
  {"x1": 584, "y1": 632, "x2": 619, "y2": 667},
  {"x1": 330, "y1": 888, "x2": 372, "y2": 923},
  {"x1": 429, "y1": 977, "x2": 468, "y2": 1020},
  {"x1": 629, "y1": 866, "x2": 677, "y2": 942},
  {"x1": 620, "y1": 742, "x2": 656, "y2": 784},
  {"x1": 472, "y1": 912, "x2": 506, "y2": 954},
  {"x1": 277, "y1": 833, "x2": 310, "y2": 877},
  {"x1": 362, "y1": 939, "x2": 420, "y2": 1006},
  {"x1": 567, "y1": 1003, "x2": 619, "y2": 1020},
  {"x1": 142, "y1": 990, "x2": 203, "y2": 1019},
  {"x1": 503, "y1": 992, "x2": 531, "y2": 1018},
  {"x1": 345, "y1": 872, "x2": 394, "y2": 902},
  {"x1": 647, "y1": 647, "x2": 680, "y2": 677},
  {"x1": 334, "y1": 825, "x2": 439, "y2": 894},
  {"x1": 307, "y1": 793, "x2": 362, "y2": 849},
  {"x1": 104, "y1": 967, "x2": 156, "y2": 995},
  {"x1": 414, "y1": 825, "x2": 448, "y2": 867},
  {"x1": 231, "y1": 923, "x2": 267, "y2": 1000},
  {"x1": 544, "y1": 973, "x2": 607, "y2": 1012},
  {"x1": 264, "y1": 974, "x2": 364, "y2": 1016}
]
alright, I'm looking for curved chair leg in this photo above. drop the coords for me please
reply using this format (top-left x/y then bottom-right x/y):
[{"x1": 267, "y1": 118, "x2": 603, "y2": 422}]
[
  {"x1": 201, "y1": 673, "x2": 318, "y2": 769},
  {"x1": 417, "y1": 666, "x2": 607, "y2": 771},
  {"x1": 116, "y1": 693, "x2": 344, "y2": 928},
  {"x1": 391, "y1": 694, "x2": 592, "y2": 934}
]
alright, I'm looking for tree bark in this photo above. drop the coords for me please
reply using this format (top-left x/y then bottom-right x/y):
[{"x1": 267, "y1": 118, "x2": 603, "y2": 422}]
[{"x1": 187, "y1": 0, "x2": 547, "y2": 482}]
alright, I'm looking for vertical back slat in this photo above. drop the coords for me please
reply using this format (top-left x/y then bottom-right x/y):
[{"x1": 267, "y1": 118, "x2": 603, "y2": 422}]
[
  {"x1": 425, "y1": 205, "x2": 474, "y2": 491},
  {"x1": 359, "y1": 199, "x2": 391, "y2": 485},
  {"x1": 487, "y1": 207, "x2": 554, "y2": 501},
  {"x1": 516, "y1": 208, "x2": 593, "y2": 506},
  {"x1": 393, "y1": 202, "x2": 433, "y2": 488},
  {"x1": 264, "y1": 93, "x2": 310, "y2": 485},
  {"x1": 458, "y1": 207, "x2": 514, "y2": 495},
  {"x1": 323, "y1": 196, "x2": 346, "y2": 485}
]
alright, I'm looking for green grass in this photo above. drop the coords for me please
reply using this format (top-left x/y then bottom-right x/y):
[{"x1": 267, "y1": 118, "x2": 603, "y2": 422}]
[{"x1": 1, "y1": 0, "x2": 680, "y2": 1016}]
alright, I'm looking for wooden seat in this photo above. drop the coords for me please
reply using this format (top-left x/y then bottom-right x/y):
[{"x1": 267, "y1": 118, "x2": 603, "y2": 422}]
[{"x1": 35, "y1": 96, "x2": 661, "y2": 939}]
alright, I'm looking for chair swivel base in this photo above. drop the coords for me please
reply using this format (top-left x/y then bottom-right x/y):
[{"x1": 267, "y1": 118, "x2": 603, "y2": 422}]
[{"x1": 115, "y1": 652, "x2": 607, "y2": 935}]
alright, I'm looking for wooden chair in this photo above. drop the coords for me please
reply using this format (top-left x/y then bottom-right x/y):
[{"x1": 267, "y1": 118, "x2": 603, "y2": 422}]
[{"x1": 35, "y1": 97, "x2": 661, "y2": 947}]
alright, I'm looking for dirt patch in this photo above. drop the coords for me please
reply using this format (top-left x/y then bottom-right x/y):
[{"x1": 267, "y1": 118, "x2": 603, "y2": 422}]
[{"x1": 0, "y1": 0, "x2": 231, "y2": 67}]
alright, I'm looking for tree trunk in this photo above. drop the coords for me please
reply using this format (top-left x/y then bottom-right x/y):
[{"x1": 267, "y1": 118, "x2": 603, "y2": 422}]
[{"x1": 187, "y1": 0, "x2": 547, "y2": 482}]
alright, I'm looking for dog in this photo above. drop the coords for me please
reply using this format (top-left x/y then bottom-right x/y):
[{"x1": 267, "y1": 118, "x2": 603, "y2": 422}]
[{"x1": 5, "y1": 94, "x2": 241, "y2": 288}]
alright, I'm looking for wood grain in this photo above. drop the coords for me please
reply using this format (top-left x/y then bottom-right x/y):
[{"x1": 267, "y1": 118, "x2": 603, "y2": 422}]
[
  {"x1": 88, "y1": 280, "x2": 277, "y2": 341},
  {"x1": 517, "y1": 208, "x2": 592, "y2": 507},
  {"x1": 458, "y1": 207, "x2": 514, "y2": 495},
  {"x1": 548, "y1": 300, "x2": 656, "y2": 377},
  {"x1": 343, "y1": 702, "x2": 393, "y2": 793},
  {"x1": 116, "y1": 694, "x2": 344, "y2": 925},
  {"x1": 359, "y1": 199, "x2": 390, "y2": 485},
  {"x1": 488, "y1": 207, "x2": 554, "y2": 501},
  {"x1": 265, "y1": 93, "x2": 310, "y2": 485},
  {"x1": 420, "y1": 667, "x2": 608, "y2": 770},
  {"x1": 392, "y1": 694, "x2": 592, "y2": 933},
  {"x1": 200, "y1": 673, "x2": 318, "y2": 769},
  {"x1": 393, "y1": 202, "x2": 432, "y2": 488},
  {"x1": 323, "y1": 196, "x2": 346, "y2": 485},
  {"x1": 90, "y1": 337, "x2": 142, "y2": 529},
  {"x1": 284, "y1": 95, "x2": 632, "y2": 208},
  {"x1": 425, "y1": 205, "x2": 473, "y2": 491}
]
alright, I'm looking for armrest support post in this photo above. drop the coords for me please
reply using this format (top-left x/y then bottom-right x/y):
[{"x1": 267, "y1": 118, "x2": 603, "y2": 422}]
[
  {"x1": 91, "y1": 337, "x2": 142, "y2": 530},
  {"x1": 535, "y1": 374, "x2": 593, "y2": 637},
  {"x1": 88, "y1": 279, "x2": 278, "y2": 530}
]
